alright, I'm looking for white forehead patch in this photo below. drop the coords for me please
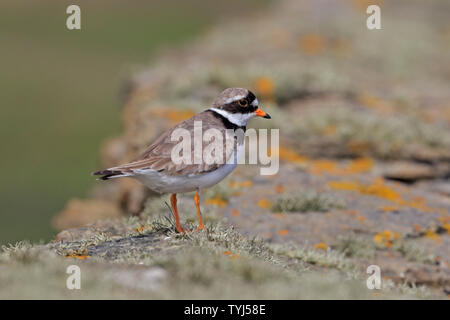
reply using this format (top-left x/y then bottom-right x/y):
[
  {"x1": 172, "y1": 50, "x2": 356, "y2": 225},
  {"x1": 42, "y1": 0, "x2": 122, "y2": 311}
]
[
  {"x1": 224, "y1": 95, "x2": 246, "y2": 104},
  {"x1": 251, "y1": 98, "x2": 259, "y2": 107}
]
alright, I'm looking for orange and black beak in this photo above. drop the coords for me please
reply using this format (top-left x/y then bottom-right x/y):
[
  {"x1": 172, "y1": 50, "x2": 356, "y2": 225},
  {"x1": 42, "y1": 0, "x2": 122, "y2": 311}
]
[{"x1": 254, "y1": 107, "x2": 271, "y2": 119}]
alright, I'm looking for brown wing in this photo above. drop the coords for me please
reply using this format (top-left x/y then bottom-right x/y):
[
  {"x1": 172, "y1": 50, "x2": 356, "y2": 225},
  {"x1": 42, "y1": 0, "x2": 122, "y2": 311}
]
[{"x1": 109, "y1": 110, "x2": 236, "y2": 176}]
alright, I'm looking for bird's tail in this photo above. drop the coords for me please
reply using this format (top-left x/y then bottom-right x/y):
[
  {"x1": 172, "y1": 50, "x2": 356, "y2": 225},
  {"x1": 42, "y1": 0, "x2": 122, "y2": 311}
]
[{"x1": 92, "y1": 169, "x2": 130, "y2": 180}]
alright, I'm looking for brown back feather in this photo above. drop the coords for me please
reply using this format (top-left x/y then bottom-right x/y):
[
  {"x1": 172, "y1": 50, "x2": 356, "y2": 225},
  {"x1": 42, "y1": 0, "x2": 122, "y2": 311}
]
[{"x1": 110, "y1": 110, "x2": 237, "y2": 176}]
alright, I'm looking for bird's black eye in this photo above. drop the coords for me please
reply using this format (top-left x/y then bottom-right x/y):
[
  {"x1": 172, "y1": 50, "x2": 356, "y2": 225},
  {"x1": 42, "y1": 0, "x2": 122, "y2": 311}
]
[{"x1": 238, "y1": 99, "x2": 248, "y2": 107}]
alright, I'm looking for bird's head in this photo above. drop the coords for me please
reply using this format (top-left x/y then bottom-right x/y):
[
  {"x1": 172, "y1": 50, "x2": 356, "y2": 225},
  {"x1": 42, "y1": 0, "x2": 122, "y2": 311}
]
[{"x1": 210, "y1": 88, "x2": 271, "y2": 126}]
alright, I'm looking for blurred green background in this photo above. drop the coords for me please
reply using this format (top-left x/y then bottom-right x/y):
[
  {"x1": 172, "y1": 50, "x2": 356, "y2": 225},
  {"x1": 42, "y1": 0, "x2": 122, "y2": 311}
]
[{"x1": 0, "y1": 0, "x2": 266, "y2": 245}]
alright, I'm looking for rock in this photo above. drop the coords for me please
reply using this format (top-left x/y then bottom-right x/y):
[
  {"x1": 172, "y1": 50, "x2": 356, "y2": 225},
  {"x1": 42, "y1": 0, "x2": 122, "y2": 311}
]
[
  {"x1": 52, "y1": 198, "x2": 122, "y2": 230},
  {"x1": 404, "y1": 266, "x2": 450, "y2": 287},
  {"x1": 54, "y1": 219, "x2": 131, "y2": 242},
  {"x1": 54, "y1": 227, "x2": 92, "y2": 242},
  {"x1": 423, "y1": 180, "x2": 450, "y2": 197},
  {"x1": 405, "y1": 145, "x2": 450, "y2": 163},
  {"x1": 383, "y1": 161, "x2": 443, "y2": 182}
]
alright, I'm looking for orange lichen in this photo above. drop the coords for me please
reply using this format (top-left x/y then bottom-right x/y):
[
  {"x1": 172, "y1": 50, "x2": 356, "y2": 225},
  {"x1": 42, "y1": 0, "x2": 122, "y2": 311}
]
[
  {"x1": 257, "y1": 198, "x2": 273, "y2": 209},
  {"x1": 425, "y1": 229, "x2": 442, "y2": 243},
  {"x1": 276, "y1": 146, "x2": 373, "y2": 175},
  {"x1": 347, "y1": 141, "x2": 371, "y2": 154},
  {"x1": 402, "y1": 198, "x2": 446, "y2": 214},
  {"x1": 308, "y1": 158, "x2": 373, "y2": 175},
  {"x1": 321, "y1": 125, "x2": 337, "y2": 136},
  {"x1": 373, "y1": 230, "x2": 401, "y2": 247},
  {"x1": 231, "y1": 209, "x2": 240, "y2": 217},
  {"x1": 404, "y1": 196, "x2": 446, "y2": 213},
  {"x1": 230, "y1": 253, "x2": 240, "y2": 260},
  {"x1": 205, "y1": 197, "x2": 227, "y2": 207},
  {"x1": 357, "y1": 93, "x2": 392, "y2": 114},
  {"x1": 357, "y1": 215, "x2": 366, "y2": 222},
  {"x1": 372, "y1": 292, "x2": 382, "y2": 297},
  {"x1": 229, "y1": 180, "x2": 253, "y2": 188},
  {"x1": 442, "y1": 224, "x2": 450, "y2": 234},
  {"x1": 330, "y1": 178, "x2": 446, "y2": 214},
  {"x1": 136, "y1": 225, "x2": 145, "y2": 233},
  {"x1": 438, "y1": 216, "x2": 450, "y2": 224},
  {"x1": 345, "y1": 158, "x2": 374, "y2": 173},
  {"x1": 277, "y1": 229, "x2": 289, "y2": 236},
  {"x1": 380, "y1": 205, "x2": 400, "y2": 212},
  {"x1": 276, "y1": 146, "x2": 309, "y2": 165},
  {"x1": 373, "y1": 233, "x2": 383, "y2": 244},
  {"x1": 308, "y1": 160, "x2": 338, "y2": 175},
  {"x1": 65, "y1": 254, "x2": 90, "y2": 260},
  {"x1": 273, "y1": 212, "x2": 286, "y2": 219},
  {"x1": 275, "y1": 184, "x2": 285, "y2": 194},
  {"x1": 299, "y1": 34, "x2": 326, "y2": 55},
  {"x1": 223, "y1": 250, "x2": 240, "y2": 260},
  {"x1": 329, "y1": 178, "x2": 402, "y2": 202},
  {"x1": 329, "y1": 181, "x2": 360, "y2": 191},
  {"x1": 344, "y1": 210, "x2": 366, "y2": 223},
  {"x1": 314, "y1": 242, "x2": 329, "y2": 250},
  {"x1": 254, "y1": 77, "x2": 275, "y2": 99}
]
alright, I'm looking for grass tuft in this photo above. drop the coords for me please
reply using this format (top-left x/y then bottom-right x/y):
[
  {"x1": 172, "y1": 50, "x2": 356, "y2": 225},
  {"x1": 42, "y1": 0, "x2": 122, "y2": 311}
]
[
  {"x1": 271, "y1": 191, "x2": 345, "y2": 213},
  {"x1": 393, "y1": 240, "x2": 435, "y2": 264},
  {"x1": 336, "y1": 233, "x2": 376, "y2": 259}
]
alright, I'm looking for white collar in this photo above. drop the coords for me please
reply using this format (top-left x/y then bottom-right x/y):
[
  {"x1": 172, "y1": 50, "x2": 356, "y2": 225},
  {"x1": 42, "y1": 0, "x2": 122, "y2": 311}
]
[{"x1": 209, "y1": 108, "x2": 255, "y2": 127}]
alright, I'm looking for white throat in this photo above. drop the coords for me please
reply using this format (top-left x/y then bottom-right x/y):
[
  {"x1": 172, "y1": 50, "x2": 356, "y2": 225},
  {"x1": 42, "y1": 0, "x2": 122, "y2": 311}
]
[{"x1": 209, "y1": 108, "x2": 255, "y2": 127}]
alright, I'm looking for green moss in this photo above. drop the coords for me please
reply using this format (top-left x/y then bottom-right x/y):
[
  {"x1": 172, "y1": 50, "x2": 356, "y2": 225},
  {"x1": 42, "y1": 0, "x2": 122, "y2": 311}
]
[
  {"x1": 269, "y1": 243, "x2": 359, "y2": 278},
  {"x1": 393, "y1": 240, "x2": 435, "y2": 264},
  {"x1": 0, "y1": 218, "x2": 435, "y2": 299},
  {"x1": 336, "y1": 233, "x2": 376, "y2": 259},
  {"x1": 272, "y1": 191, "x2": 345, "y2": 213}
]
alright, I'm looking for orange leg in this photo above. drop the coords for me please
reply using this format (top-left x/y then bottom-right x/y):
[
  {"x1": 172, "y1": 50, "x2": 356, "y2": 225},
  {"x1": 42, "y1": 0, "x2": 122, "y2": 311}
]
[
  {"x1": 170, "y1": 194, "x2": 185, "y2": 233},
  {"x1": 194, "y1": 189, "x2": 205, "y2": 231}
]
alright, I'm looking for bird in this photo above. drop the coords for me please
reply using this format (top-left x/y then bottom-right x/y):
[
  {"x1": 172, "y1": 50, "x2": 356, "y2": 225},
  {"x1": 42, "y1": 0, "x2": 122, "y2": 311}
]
[{"x1": 93, "y1": 88, "x2": 271, "y2": 233}]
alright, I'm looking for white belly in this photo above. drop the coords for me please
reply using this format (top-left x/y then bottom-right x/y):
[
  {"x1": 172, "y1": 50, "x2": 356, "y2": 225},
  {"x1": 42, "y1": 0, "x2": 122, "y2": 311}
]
[{"x1": 133, "y1": 144, "x2": 243, "y2": 194}]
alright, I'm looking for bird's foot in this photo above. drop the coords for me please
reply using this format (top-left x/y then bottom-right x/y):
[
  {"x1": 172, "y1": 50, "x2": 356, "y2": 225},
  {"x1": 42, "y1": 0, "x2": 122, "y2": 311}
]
[
  {"x1": 195, "y1": 224, "x2": 206, "y2": 232},
  {"x1": 175, "y1": 225, "x2": 186, "y2": 233}
]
